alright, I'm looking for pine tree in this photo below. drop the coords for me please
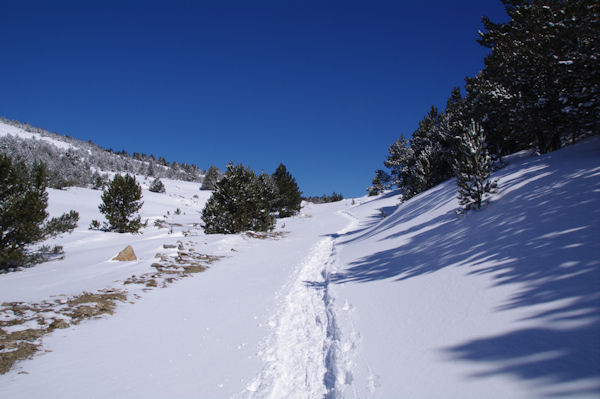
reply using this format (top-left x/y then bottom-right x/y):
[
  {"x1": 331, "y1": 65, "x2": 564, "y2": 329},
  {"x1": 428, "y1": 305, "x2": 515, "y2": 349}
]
[
  {"x1": 149, "y1": 177, "x2": 166, "y2": 193},
  {"x1": 202, "y1": 163, "x2": 275, "y2": 234},
  {"x1": 99, "y1": 174, "x2": 144, "y2": 233},
  {"x1": 476, "y1": 0, "x2": 599, "y2": 153},
  {"x1": 410, "y1": 106, "x2": 453, "y2": 193},
  {"x1": 201, "y1": 165, "x2": 221, "y2": 190},
  {"x1": 367, "y1": 169, "x2": 392, "y2": 196},
  {"x1": 455, "y1": 122, "x2": 497, "y2": 210},
  {"x1": 0, "y1": 155, "x2": 79, "y2": 270},
  {"x1": 257, "y1": 171, "x2": 279, "y2": 215},
  {"x1": 384, "y1": 134, "x2": 414, "y2": 193},
  {"x1": 272, "y1": 163, "x2": 302, "y2": 217}
]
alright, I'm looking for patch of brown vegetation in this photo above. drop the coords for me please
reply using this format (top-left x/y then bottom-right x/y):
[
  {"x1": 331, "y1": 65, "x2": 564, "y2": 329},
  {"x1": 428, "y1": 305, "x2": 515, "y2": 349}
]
[
  {"x1": 0, "y1": 341, "x2": 38, "y2": 374},
  {"x1": 0, "y1": 240, "x2": 225, "y2": 375},
  {"x1": 245, "y1": 231, "x2": 289, "y2": 240},
  {"x1": 0, "y1": 288, "x2": 128, "y2": 375}
]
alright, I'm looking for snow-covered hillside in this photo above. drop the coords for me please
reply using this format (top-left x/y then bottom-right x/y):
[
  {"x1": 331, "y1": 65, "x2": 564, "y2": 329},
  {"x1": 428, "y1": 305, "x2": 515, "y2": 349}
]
[
  {"x1": 0, "y1": 117, "x2": 205, "y2": 186},
  {"x1": 0, "y1": 138, "x2": 598, "y2": 398}
]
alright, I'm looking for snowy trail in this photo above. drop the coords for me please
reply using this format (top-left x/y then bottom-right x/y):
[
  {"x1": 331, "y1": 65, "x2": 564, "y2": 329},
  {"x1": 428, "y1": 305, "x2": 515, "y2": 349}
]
[{"x1": 241, "y1": 211, "x2": 359, "y2": 399}]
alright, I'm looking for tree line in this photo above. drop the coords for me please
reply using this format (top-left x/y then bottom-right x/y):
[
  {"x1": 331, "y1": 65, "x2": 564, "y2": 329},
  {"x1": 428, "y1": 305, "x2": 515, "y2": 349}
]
[{"x1": 369, "y1": 0, "x2": 599, "y2": 210}]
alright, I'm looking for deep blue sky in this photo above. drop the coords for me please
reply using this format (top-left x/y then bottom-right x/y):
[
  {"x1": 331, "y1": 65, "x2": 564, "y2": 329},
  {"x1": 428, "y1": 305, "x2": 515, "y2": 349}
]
[{"x1": 0, "y1": 0, "x2": 507, "y2": 197}]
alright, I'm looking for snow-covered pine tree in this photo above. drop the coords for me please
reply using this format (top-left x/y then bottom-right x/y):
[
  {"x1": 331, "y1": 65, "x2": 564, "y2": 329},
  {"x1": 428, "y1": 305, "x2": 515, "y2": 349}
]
[
  {"x1": 257, "y1": 171, "x2": 279, "y2": 217},
  {"x1": 476, "y1": 0, "x2": 599, "y2": 153},
  {"x1": 201, "y1": 165, "x2": 221, "y2": 190},
  {"x1": 272, "y1": 163, "x2": 302, "y2": 217},
  {"x1": 454, "y1": 121, "x2": 497, "y2": 210},
  {"x1": 99, "y1": 174, "x2": 144, "y2": 233},
  {"x1": 384, "y1": 135, "x2": 413, "y2": 193},
  {"x1": 202, "y1": 163, "x2": 275, "y2": 234},
  {"x1": 367, "y1": 169, "x2": 392, "y2": 196},
  {"x1": 149, "y1": 177, "x2": 166, "y2": 193},
  {"x1": 0, "y1": 155, "x2": 79, "y2": 270}
]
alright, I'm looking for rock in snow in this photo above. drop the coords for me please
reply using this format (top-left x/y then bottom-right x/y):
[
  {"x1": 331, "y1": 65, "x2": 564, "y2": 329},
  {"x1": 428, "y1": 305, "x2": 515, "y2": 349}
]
[{"x1": 112, "y1": 245, "x2": 137, "y2": 261}]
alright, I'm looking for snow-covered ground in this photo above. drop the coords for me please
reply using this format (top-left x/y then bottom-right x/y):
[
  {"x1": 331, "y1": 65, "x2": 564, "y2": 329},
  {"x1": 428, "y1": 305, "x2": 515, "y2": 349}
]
[
  {"x1": 1, "y1": 138, "x2": 598, "y2": 398},
  {"x1": 0, "y1": 121, "x2": 76, "y2": 151}
]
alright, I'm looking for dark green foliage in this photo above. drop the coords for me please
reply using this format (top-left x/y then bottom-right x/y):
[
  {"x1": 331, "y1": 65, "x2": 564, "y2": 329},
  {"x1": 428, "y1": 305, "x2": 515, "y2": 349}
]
[
  {"x1": 202, "y1": 163, "x2": 275, "y2": 234},
  {"x1": 201, "y1": 166, "x2": 221, "y2": 190},
  {"x1": 384, "y1": 134, "x2": 415, "y2": 197},
  {"x1": 455, "y1": 122, "x2": 497, "y2": 210},
  {"x1": 367, "y1": 169, "x2": 392, "y2": 196},
  {"x1": 474, "y1": 0, "x2": 600, "y2": 153},
  {"x1": 89, "y1": 219, "x2": 101, "y2": 230},
  {"x1": 91, "y1": 171, "x2": 108, "y2": 190},
  {"x1": 99, "y1": 174, "x2": 144, "y2": 233},
  {"x1": 149, "y1": 177, "x2": 166, "y2": 193},
  {"x1": 0, "y1": 155, "x2": 79, "y2": 270},
  {"x1": 257, "y1": 171, "x2": 280, "y2": 214},
  {"x1": 410, "y1": 106, "x2": 454, "y2": 193},
  {"x1": 304, "y1": 192, "x2": 344, "y2": 204},
  {"x1": 375, "y1": 0, "x2": 598, "y2": 212},
  {"x1": 272, "y1": 163, "x2": 302, "y2": 217},
  {"x1": 384, "y1": 107, "x2": 454, "y2": 201}
]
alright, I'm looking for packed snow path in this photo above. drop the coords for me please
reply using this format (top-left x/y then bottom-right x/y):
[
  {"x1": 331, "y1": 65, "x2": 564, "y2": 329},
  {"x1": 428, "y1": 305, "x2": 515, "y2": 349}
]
[{"x1": 241, "y1": 211, "x2": 359, "y2": 399}]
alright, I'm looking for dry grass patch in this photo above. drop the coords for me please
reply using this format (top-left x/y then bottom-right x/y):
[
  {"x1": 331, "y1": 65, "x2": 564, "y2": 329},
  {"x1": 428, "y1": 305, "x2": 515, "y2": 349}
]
[
  {"x1": 0, "y1": 240, "x2": 224, "y2": 374},
  {"x1": 0, "y1": 288, "x2": 128, "y2": 374},
  {"x1": 245, "y1": 231, "x2": 289, "y2": 240}
]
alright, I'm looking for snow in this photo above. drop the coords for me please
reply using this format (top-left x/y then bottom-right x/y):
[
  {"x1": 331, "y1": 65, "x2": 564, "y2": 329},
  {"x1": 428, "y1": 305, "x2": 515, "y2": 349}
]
[
  {"x1": 1, "y1": 138, "x2": 599, "y2": 398},
  {"x1": 0, "y1": 120, "x2": 76, "y2": 151}
]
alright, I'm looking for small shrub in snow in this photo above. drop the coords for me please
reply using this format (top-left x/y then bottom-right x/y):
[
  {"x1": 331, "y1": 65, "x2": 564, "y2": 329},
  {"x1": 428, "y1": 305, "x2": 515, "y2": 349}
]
[
  {"x1": 0, "y1": 155, "x2": 79, "y2": 270},
  {"x1": 149, "y1": 177, "x2": 166, "y2": 193},
  {"x1": 89, "y1": 219, "x2": 101, "y2": 230},
  {"x1": 99, "y1": 174, "x2": 144, "y2": 233}
]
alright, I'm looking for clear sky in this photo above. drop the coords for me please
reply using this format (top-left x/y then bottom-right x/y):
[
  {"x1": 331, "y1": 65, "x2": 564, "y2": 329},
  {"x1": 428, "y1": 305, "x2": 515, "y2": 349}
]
[{"x1": 0, "y1": 0, "x2": 508, "y2": 198}]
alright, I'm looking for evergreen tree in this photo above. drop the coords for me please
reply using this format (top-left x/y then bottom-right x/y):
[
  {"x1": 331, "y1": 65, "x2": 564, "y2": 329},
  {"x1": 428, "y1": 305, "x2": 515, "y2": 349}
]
[
  {"x1": 149, "y1": 177, "x2": 166, "y2": 193},
  {"x1": 455, "y1": 122, "x2": 497, "y2": 210},
  {"x1": 0, "y1": 155, "x2": 79, "y2": 270},
  {"x1": 99, "y1": 174, "x2": 144, "y2": 233},
  {"x1": 384, "y1": 134, "x2": 415, "y2": 197},
  {"x1": 367, "y1": 169, "x2": 392, "y2": 196},
  {"x1": 202, "y1": 163, "x2": 274, "y2": 234},
  {"x1": 272, "y1": 163, "x2": 302, "y2": 217},
  {"x1": 147, "y1": 162, "x2": 155, "y2": 177},
  {"x1": 201, "y1": 165, "x2": 221, "y2": 190},
  {"x1": 257, "y1": 171, "x2": 279, "y2": 215},
  {"x1": 410, "y1": 106, "x2": 453, "y2": 193},
  {"x1": 476, "y1": 0, "x2": 599, "y2": 153}
]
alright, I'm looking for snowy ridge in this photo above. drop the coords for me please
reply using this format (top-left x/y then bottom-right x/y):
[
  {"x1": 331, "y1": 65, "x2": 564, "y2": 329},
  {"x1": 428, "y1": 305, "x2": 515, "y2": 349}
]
[{"x1": 0, "y1": 119, "x2": 76, "y2": 151}]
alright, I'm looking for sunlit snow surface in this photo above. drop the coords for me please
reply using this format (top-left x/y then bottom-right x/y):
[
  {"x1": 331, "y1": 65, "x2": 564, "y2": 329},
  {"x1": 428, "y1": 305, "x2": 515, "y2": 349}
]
[{"x1": 0, "y1": 137, "x2": 598, "y2": 398}]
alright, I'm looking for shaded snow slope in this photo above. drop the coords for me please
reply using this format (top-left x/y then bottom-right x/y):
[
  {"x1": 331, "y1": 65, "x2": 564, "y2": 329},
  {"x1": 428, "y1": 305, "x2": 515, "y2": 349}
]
[{"x1": 331, "y1": 138, "x2": 600, "y2": 398}]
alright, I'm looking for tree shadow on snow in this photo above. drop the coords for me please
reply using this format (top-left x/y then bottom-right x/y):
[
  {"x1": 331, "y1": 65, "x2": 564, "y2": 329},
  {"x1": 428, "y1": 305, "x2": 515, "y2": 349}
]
[{"x1": 332, "y1": 147, "x2": 600, "y2": 395}]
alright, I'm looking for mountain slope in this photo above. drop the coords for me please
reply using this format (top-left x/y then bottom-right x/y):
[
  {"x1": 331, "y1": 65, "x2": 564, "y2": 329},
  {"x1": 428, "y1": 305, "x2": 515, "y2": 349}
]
[
  {"x1": 0, "y1": 137, "x2": 597, "y2": 398},
  {"x1": 0, "y1": 117, "x2": 205, "y2": 186},
  {"x1": 331, "y1": 137, "x2": 600, "y2": 398}
]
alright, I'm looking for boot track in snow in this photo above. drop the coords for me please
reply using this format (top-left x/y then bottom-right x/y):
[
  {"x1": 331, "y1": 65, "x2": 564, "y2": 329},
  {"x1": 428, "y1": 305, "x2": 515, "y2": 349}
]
[{"x1": 241, "y1": 212, "x2": 359, "y2": 399}]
